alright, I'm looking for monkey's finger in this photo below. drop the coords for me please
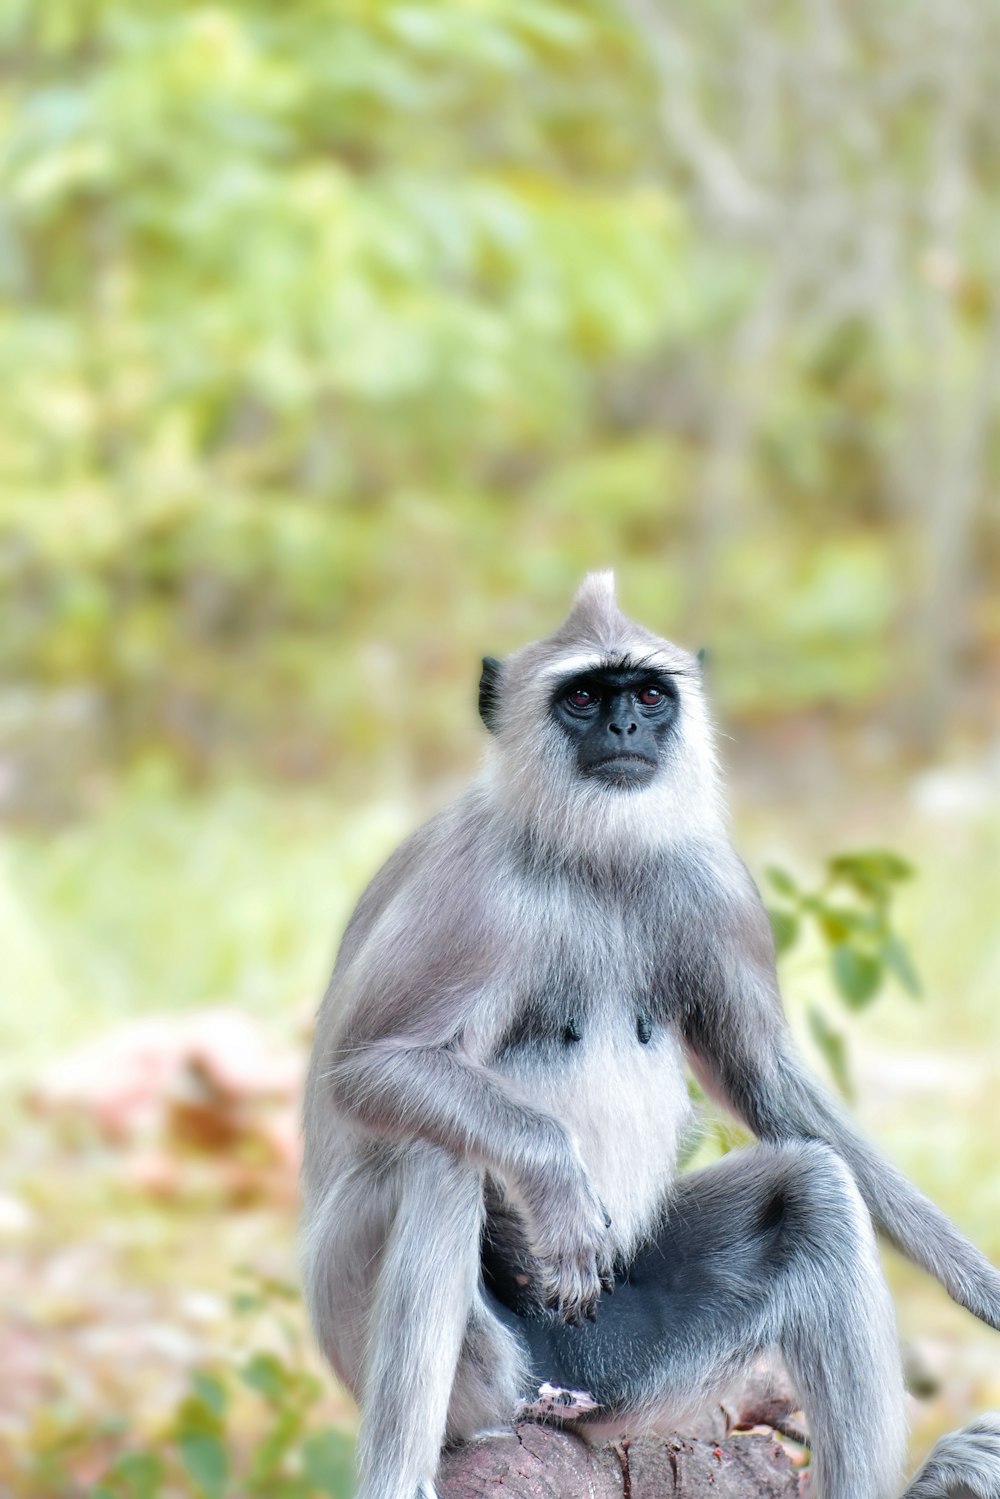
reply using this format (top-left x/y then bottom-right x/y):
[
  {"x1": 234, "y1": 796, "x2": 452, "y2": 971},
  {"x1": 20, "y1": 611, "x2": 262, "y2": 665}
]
[
  {"x1": 582, "y1": 1266, "x2": 605, "y2": 1319},
  {"x1": 579, "y1": 1263, "x2": 604, "y2": 1322},
  {"x1": 562, "y1": 1302, "x2": 585, "y2": 1329},
  {"x1": 543, "y1": 1274, "x2": 577, "y2": 1319},
  {"x1": 542, "y1": 1281, "x2": 561, "y2": 1313},
  {"x1": 571, "y1": 1286, "x2": 597, "y2": 1327},
  {"x1": 596, "y1": 1246, "x2": 616, "y2": 1294},
  {"x1": 558, "y1": 1265, "x2": 592, "y2": 1327},
  {"x1": 599, "y1": 1201, "x2": 612, "y2": 1229}
]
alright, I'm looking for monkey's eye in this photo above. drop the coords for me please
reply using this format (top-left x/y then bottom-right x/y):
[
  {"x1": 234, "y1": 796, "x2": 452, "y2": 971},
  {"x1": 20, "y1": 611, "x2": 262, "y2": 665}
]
[
  {"x1": 566, "y1": 688, "x2": 596, "y2": 710},
  {"x1": 638, "y1": 686, "x2": 665, "y2": 707}
]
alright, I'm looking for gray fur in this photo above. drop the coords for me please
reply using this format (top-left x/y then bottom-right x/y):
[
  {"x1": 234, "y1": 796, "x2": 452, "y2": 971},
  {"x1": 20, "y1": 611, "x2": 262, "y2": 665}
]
[
  {"x1": 301, "y1": 572, "x2": 1000, "y2": 1499},
  {"x1": 508, "y1": 1139, "x2": 907, "y2": 1499},
  {"x1": 904, "y1": 1417, "x2": 1000, "y2": 1499}
]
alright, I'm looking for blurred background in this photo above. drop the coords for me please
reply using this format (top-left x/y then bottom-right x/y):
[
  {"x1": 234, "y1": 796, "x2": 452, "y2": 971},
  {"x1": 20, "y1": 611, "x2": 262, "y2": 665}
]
[{"x1": 2, "y1": 0, "x2": 1000, "y2": 1493}]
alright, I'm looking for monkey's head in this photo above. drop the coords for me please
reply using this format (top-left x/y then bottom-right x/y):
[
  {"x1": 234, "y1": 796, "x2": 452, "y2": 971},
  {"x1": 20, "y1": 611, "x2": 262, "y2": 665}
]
[{"x1": 478, "y1": 572, "x2": 723, "y2": 856}]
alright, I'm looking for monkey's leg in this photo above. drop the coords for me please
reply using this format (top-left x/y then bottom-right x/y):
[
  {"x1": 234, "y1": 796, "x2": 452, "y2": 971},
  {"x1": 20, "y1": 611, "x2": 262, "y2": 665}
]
[
  {"x1": 355, "y1": 1142, "x2": 484, "y2": 1499},
  {"x1": 495, "y1": 1141, "x2": 908, "y2": 1499}
]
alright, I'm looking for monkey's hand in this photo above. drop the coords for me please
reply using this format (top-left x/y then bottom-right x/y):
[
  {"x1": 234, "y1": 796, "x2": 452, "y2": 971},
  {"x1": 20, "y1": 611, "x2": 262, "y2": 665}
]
[{"x1": 518, "y1": 1148, "x2": 615, "y2": 1328}]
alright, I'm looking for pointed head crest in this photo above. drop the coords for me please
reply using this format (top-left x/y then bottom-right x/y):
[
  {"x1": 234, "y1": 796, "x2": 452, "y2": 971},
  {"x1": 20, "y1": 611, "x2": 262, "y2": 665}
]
[
  {"x1": 542, "y1": 569, "x2": 638, "y2": 659},
  {"x1": 562, "y1": 570, "x2": 624, "y2": 643},
  {"x1": 500, "y1": 568, "x2": 693, "y2": 691}
]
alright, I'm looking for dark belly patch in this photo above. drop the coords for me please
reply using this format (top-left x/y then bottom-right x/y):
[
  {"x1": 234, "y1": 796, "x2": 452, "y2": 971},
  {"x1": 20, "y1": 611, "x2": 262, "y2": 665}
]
[
  {"x1": 494, "y1": 1005, "x2": 566, "y2": 1059},
  {"x1": 495, "y1": 1001, "x2": 656, "y2": 1062}
]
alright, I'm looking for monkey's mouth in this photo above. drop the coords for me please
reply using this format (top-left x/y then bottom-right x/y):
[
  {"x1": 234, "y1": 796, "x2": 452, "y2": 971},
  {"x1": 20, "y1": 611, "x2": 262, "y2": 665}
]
[{"x1": 586, "y1": 754, "x2": 658, "y2": 788}]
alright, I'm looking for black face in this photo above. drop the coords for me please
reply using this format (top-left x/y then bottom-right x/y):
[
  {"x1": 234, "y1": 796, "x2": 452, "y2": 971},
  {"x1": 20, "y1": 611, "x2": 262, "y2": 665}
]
[{"x1": 550, "y1": 662, "x2": 679, "y2": 789}]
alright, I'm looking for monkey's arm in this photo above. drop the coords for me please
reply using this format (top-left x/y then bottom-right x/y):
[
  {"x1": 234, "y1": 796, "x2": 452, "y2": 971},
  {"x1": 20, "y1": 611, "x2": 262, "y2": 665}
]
[
  {"x1": 331, "y1": 1033, "x2": 574, "y2": 1194},
  {"x1": 326, "y1": 1031, "x2": 613, "y2": 1324},
  {"x1": 681, "y1": 879, "x2": 1000, "y2": 1333}
]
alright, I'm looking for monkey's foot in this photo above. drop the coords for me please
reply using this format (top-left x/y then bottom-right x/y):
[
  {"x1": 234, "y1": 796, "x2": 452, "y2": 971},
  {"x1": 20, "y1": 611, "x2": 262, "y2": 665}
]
[{"x1": 517, "y1": 1381, "x2": 600, "y2": 1421}]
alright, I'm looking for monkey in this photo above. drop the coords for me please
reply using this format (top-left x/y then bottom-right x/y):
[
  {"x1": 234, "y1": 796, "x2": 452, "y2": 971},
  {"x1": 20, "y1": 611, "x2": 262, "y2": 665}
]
[{"x1": 301, "y1": 572, "x2": 1000, "y2": 1499}]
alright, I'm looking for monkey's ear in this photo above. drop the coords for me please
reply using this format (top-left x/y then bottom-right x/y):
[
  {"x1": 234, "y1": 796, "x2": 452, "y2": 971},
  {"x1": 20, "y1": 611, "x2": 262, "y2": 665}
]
[{"x1": 479, "y1": 657, "x2": 502, "y2": 733}]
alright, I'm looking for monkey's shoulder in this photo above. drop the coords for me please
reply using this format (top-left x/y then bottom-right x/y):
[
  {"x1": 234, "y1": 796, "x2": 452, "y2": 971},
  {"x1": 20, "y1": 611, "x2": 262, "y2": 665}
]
[
  {"x1": 650, "y1": 839, "x2": 774, "y2": 957},
  {"x1": 334, "y1": 798, "x2": 499, "y2": 969}
]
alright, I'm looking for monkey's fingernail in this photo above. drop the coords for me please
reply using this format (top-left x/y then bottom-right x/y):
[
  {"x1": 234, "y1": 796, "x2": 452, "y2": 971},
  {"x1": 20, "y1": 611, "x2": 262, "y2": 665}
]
[{"x1": 603, "y1": 1210, "x2": 612, "y2": 1228}]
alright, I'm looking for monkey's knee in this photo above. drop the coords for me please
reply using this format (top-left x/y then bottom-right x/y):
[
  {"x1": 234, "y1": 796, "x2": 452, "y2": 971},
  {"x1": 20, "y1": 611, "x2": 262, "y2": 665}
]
[{"x1": 763, "y1": 1140, "x2": 874, "y2": 1260}]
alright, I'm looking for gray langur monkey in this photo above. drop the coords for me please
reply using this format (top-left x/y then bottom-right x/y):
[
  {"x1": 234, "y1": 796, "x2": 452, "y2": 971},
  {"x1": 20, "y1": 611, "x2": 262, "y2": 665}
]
[{"x1": 301, "y1": 572, "x2": 1000, "y2": 1499}]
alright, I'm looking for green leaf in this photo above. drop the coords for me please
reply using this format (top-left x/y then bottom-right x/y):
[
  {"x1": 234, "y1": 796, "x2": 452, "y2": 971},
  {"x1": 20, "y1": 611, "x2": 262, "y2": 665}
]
[
  {"x1": 297, "y1": 1371, "x2": 324, "y2": 1403},
  {"x1": 765, "y1": 866, "x2": 799, "y2": 899},
  {"x1": 107, "y1": 1452, "x2": 165, "y2": 1499},
  {"x1": 301, "y1": 1429, "x2": 355, "y2": 1499},
  {"x1": 178, "y1": 1435, "x2": 229, "y2": 1499},
  {"x1": 818, "y1": 906, "x2": 864, "y2": 944},
  {"x1": 176, "y1": 1393, "x2": 222, "y2": 1440},
  {"x1": 249, "y1": 1408, "x2": 303, "y2": 1485},
  {"x1": 767, "y1": 907, "x2": 799, "y2": 956},
  {"x1": 828, "y1": 850, "x2": 914, "y2": 897},
  {"x1": 831, "y1": 945, "x2": 882, "y2": 1010},
  {"x1": 242, "y1": 1352, "x2": 291, "y2": 1404},
  {"x1": 882, "y1": 933, "x2": 922, "y2": 998},
  {"x1": 265, "y1": 1482, "x2": 312, "y2": 1499},
  {"x1": 261, "y1": 1276, "x2": 301, "y2": 1303},
  {"x1": 191, "y1": 1373, "x2": 228, "y2": 1421},
  {"x1": 807, "y1": 1005, "x2": 853, "y2": 1099}
]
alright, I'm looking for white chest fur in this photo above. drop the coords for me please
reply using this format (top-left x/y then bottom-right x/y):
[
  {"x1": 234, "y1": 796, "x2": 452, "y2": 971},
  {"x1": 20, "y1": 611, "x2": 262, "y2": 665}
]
[{"x1": 496, "y1": 1013, "x2": 692, "y2": 1258}]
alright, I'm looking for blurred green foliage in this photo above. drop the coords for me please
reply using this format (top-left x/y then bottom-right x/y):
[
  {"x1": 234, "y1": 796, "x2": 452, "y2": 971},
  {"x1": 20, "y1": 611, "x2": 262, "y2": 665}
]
[
  {"x1": 765, "y1": 849, "x2": 921, "y2": 1097},
  {"x1": 0, "y1": 780, "x2": 409, "y2": 1071},
  {"x1": 28, "y1": 1273, "x2": 354, "y2": 1499},
  {"x1": 2, "y1": 0, "x2": 999, "y2": 813}
]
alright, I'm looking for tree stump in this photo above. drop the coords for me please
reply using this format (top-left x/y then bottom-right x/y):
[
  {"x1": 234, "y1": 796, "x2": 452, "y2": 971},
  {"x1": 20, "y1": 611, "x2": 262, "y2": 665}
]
[{"x1": 437, "y1": 1377, "x2": 806, "y2": 1498}]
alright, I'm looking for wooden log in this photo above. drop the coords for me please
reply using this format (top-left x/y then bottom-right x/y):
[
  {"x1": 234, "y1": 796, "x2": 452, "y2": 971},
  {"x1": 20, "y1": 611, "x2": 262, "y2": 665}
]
[
  {"x1": 437, "y1": 1366, "x2": 807, "y2": 1497},
  {"x1": 438, "y1": 1423, "x2": 801, "y2": 1498}
]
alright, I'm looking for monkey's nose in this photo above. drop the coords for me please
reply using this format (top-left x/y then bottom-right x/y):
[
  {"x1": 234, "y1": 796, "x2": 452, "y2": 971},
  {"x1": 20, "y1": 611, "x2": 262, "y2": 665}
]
[{"x1": 608, "y1": 721, "x2": 638, "y2": 736}]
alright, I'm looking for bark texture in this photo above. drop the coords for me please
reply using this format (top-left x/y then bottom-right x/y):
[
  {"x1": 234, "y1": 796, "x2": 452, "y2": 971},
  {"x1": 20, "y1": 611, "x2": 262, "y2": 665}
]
[{"x1": 437, "y1": 1423, "x2": 801, "y2": 1498}]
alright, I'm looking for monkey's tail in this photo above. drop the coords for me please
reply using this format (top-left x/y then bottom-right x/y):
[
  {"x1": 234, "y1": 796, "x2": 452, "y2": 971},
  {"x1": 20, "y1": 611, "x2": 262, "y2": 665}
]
[
  {"x1": 781, "y1": 1061, "x2": 1000, "y2": 1332},
  {"x1": 901, "y1": 1413, "x2": 1000, "y2": 1499}
]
